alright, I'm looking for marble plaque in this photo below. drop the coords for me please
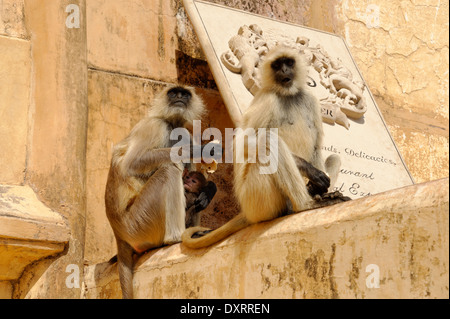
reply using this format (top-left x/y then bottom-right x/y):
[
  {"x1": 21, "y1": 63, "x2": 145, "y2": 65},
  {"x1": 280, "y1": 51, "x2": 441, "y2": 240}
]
[{"x1": 183, "y1": 0, "x2": 414, "y2": 199}]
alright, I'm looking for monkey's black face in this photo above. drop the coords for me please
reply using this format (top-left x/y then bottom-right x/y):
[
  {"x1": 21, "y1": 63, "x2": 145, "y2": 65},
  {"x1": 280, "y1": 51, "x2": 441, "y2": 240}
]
[
  {"x1": 271, "y1": 57, "x2": 296, "y2": 88},
  {"x1": 167, "y1": 87, "x2": 192, "y2": 108}
]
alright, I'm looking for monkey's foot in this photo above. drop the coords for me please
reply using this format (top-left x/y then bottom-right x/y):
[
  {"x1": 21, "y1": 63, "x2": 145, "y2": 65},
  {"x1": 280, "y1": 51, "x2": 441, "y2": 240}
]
[
  {"x1": 192, "y1": 229, "x2": 213, "y2": 238},
  {"x1": 312, "y1": 191, "x2": 351, "y2": 208},
  {"x1": 107, "y1": 251, "x2": 144, "y2": 264},
  {"x1": 317, "y1": 191, "x2": 351, "y2": 201}
]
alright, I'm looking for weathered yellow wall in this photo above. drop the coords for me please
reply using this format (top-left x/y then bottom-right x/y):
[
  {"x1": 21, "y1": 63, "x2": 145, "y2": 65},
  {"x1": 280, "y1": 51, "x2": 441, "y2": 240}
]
[
  {"x1": 83, "y1": 0, "x2": 449, "y2": 266},
  {"x1": 332, "y1": 0, "x2": 449, "y2": 183},
  {"x1": 84, "y1": 179, "x2": 449, "y2": 299},
  {"x1": 14, "y1": 0, "x2": 88, "y2": 299},
  {"x1": 84, "y1": 0, "x2": 238, "y2": 264},
  {"x1": 86, "y1": 71, "x2": 167, "y2": 263},
  {"x1": 87, "y1": 0, "x2": 180, "y2": 82},
  {"x1": 1, "y1": 0, "x2": 29, "y2": 299},
  {"x1": 0, "y1": 281, "x2": 12, "y2": 299},
  {"x1": 0, "y1": 0, "x2": 448, "y2": 299},
  {"x1": 1, "y1": 0, "x2": 28, "y2": 299},
  {"x1": 84, "y1": 0, "x2": 181, "y2": 264},
  {"x1": 205, "y1": 0, "x2": 449, "y2": 183},
  {"x1": 0, "y1": 0, "x2": 88, "y2": 299},
  {"x1": 0, "y1": 1, "x2": 30, "y2": 185}
]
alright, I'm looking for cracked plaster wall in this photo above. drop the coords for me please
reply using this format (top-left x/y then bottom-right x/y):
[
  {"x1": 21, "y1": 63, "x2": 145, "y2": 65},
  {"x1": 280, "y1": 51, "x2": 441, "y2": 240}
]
[
  {"x1": 200, "y1": 0, "x2": 449, "y2": 183},
  {"x1": 333, "y1": 0, "x2": 449, "y2": 183},
  {"x1": 84, "y1": 0, "x2": 448, "y2": 265},
  {"x1": 1, "y1": 0, "x2": 89, "y2": 298},
  {"x1": 0, "y1": 0, "x2": 447, "y2": 298}
]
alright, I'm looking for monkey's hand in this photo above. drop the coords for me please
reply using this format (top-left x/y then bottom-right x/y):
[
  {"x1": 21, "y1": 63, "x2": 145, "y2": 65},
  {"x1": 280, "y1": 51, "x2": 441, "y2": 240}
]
[
  {"x1": 194, "y1": 181, "x2": 217, "y2": 213},
  {"x1": 306, "y1": 167, "x2": 330, "y2": 197},
  {"x1": 293, "y1": 155, "x2": 330, "y2": 196},
  {"x1": 307, "y1": 176, "x2": 329, "y2": 197}
]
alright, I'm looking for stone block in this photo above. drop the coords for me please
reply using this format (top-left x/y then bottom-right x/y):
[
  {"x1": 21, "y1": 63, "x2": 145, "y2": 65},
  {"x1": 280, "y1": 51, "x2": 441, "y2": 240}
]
[
  {"x1": 85, "y1": 70, "x2": 240, "y2": 264},
  {"x1": 0, "y1": 35, "x2": 30, "y2": 184},
  {"x1": 0, "y1": 281, "x2": 12, "y2": 299},
  {"x1": 86, "y1": 70, "x2": 168, "y2": 264},
  {"x1": 0, "y1": 185, "x2": 70, "y2": 282},
  {"x1": 0, "y1": 0, "x2": 28, "y2": 39},
  {"x1": 19, "y1": 0, "x2": 88, "y2": 299},
  {"x1": 84, "y1": 178, "x2": 449, "y2": 299},
  {"x1": 87, "y1": 0, "x2": 179, "y2": 82}
]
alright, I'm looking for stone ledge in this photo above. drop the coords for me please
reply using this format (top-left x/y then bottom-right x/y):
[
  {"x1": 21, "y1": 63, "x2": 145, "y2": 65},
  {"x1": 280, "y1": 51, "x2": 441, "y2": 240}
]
[
  {"x1": 84, "y1": 178, "x2": 449, "y2": 299},
  {"x1": 0, "y1": 185, "x2": 70, "y2": 281}
]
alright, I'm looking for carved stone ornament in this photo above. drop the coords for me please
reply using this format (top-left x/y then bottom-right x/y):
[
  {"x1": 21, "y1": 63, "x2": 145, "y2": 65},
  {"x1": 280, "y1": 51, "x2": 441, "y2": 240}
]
[{"x1": 221, "y1": 24, "x2": 368, "y2": 129}]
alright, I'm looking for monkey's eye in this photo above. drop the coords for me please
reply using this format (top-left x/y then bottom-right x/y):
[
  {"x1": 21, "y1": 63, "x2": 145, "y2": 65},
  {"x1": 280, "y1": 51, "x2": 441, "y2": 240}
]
[
  {"x1": 272, "y1": 57, "x2": 295, "y2": 70},
  {"x1": 192, "y1": 180, "x2": 197, "y2": 184},
  {"x1": 167, "y1": 88, "x2": 192, "y2": 99},
  {"x1": 286, "y1": 59, "x2": 295, "y2": 67},
  {"x1": 168, "y1": 91, "x2": 177, "y2": 99},
  {"x1": 271, "y1": 61, "x2": 281, "y2": 70},
  {"x1": 182, "y1": 91, "x2": 192, "y2": 99}
]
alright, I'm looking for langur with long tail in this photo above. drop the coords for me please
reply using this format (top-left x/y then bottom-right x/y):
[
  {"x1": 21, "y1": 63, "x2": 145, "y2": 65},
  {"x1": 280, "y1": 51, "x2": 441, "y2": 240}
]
[
  {"x1": 182, "y1": 46, "x2": 348, "y2": 249},
  {"x1": 105, "y1": 85, "x2": 208, "y2": 298}
]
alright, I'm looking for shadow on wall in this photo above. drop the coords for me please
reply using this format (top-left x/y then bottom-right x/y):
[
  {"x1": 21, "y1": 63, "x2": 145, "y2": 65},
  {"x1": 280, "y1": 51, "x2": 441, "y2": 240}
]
[{"x1": 176, "y1": 50, "x2": 218, "y2": 90}]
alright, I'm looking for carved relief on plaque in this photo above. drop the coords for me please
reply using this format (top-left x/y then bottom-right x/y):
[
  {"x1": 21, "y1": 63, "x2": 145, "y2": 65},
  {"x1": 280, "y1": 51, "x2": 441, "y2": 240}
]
[{"x1": 220, "y1": 24, "x2": 367, "y2": 129}]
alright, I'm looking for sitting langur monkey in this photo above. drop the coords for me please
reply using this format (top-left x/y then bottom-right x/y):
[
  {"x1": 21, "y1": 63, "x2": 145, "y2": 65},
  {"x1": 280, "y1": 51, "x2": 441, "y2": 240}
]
[
  {"x1": 182, "y1": 46, "x2": 345, "y2": 249},
  {"x1": 183, "y1": 170, "x2": 217, "y2": 228},
  {"x1": 105, "y1": 85, "x2": 206, "y2": 299}
]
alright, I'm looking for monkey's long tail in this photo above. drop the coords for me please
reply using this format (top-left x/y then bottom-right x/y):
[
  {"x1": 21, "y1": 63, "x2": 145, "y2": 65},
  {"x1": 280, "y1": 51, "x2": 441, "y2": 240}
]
[{"x1": 181, "y1": 214, "x2": 249, "y2": 249}]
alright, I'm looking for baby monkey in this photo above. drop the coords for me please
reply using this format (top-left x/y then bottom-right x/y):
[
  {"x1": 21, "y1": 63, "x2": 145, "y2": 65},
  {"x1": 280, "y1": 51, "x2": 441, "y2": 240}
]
[{"x1": 183, "y1": 170, "x2": 217, "y2": 228}]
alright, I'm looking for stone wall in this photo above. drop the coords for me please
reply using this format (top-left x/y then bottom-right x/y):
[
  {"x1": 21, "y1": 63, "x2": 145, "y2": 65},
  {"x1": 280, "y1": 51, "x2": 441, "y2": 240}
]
[
  {"x1": 0, "y1": 0, "x2": 31, "y2": 298},
  {"x1": 204, "y1": 0, "x2": 449, "y2": 183},
  {"x1": 83, "y1": 0, "x2": 449, "y2": 265},
  {"x1": 84, "y1": 179, "x2": 449, "y2": 299},
  {"x1": 333, "y1": 0, "x2": 449, "y2": 183},
  {"x1": 0, "y1": 0, "x2": 29, "y2": 185},
  {"x1": 0, "y1": 0, "x2": 448, "y2": 299},
  {"x1": 84, "y1": 0, "x2": 240, "y2": 265},
  {"x1": 1, "y1": 0, "x2": 88, "y2": 299}
]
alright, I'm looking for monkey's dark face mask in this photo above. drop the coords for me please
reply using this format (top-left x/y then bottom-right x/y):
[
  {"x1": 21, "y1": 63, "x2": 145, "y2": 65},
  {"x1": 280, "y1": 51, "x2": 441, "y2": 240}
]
[
  {"x1": 167, "y1": 87, "x2": 192, "y2": 108},
  {"x1": 271, "y1": 57, "x2": 296, "y2": 88}
]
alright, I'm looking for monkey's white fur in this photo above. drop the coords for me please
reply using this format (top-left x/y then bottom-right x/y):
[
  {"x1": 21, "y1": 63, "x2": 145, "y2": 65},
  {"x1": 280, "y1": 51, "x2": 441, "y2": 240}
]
[
  {"x1": 106, "y1": 85, "x2": 205, "y2": 298},
  {"x1": 182, "y1": 46, "x2": 341, "y2": 249}
]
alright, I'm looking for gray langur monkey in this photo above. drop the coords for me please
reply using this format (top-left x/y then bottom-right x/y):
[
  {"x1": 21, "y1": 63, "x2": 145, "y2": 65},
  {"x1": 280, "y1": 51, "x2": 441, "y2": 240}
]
[
  {"x1": 182, "y1": 46, "x2": 347, "y2": 249},
  {"x1": 105, "y1": 85, "x2": 206, "y2": 299}
]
